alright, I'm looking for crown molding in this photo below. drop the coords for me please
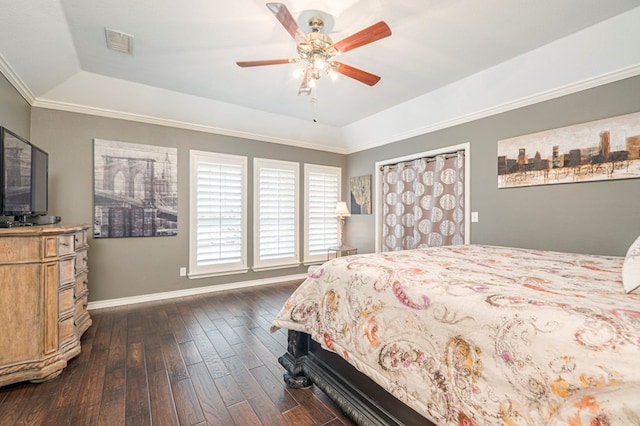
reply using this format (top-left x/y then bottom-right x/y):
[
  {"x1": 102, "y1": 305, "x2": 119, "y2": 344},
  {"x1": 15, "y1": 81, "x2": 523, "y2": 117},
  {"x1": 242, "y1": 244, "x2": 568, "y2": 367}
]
[
  {"x1": 345, "y1": 64, "x2": 640, "y2": 154},
  {"x1": 15, "y1": 62, "x2": 640, "y2": 157},
  {"x1": 0, "y1": 53, "x2": 35, "y2": 104},
  {"x1": 30, "y1": 97, "x2": 349, "y2": 155}
]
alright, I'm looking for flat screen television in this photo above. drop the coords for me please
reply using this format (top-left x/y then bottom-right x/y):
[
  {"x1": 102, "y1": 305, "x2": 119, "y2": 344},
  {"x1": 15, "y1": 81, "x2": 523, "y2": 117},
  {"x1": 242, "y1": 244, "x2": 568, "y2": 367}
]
[
  {"x1": 31, "y1": 144, "x2": 49, "y2": 216},
  {"x1": 0, "y1": 127, "x2": 48, "y2": 221}
]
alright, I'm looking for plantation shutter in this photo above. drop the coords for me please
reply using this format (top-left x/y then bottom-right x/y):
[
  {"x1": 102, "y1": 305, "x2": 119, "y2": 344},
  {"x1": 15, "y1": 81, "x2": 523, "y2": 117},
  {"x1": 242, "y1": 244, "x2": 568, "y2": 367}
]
[
  {"x1": 189, "y1": 151, "x2": 247, "y2": 276},
  {"x1": 304, "y1": 164, "x2": 341, "y2": 263},
  {"x1": 254, "y1": 159, "x2": 299, "y2": 270}
]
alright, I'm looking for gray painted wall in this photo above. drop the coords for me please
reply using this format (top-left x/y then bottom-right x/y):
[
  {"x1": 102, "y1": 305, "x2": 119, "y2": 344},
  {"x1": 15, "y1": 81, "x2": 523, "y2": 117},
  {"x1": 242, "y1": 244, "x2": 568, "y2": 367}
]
[
  {"x1": 346, "y1": 75, "x2": 640, "y2": 257},
  {"x1": 2, "y1": 72, "x2": 639, "y2": 302},
  {"x1": 29, "y1": 108, "x2": 346, "y2": 301},
  {"x1": 0, "y1": 73, "x2": 30, "y2": 137}
]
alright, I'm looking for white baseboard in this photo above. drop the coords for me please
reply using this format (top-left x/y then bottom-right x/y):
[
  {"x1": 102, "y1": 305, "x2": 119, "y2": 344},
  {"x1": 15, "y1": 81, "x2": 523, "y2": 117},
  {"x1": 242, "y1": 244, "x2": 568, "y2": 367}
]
[{"x1": 87, "y1": 273, "x2": 307, "y2": 310}]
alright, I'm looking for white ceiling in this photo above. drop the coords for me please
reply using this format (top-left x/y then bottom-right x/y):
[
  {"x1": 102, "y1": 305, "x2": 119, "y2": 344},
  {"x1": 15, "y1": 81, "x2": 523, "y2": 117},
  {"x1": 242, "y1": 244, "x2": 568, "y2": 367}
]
[{"x1": 1, "y1": 1, "x2": 640, "y2": 153}]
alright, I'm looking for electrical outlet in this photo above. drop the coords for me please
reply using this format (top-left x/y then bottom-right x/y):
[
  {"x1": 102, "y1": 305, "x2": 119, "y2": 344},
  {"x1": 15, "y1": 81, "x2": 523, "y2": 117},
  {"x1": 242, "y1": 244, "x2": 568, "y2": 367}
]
[
  {"x1": 179, "y1": 267, "x2": 187, "y2": 277},
  {"x1": 471, "y1": 211, "x2": 479, "y2": 223}
]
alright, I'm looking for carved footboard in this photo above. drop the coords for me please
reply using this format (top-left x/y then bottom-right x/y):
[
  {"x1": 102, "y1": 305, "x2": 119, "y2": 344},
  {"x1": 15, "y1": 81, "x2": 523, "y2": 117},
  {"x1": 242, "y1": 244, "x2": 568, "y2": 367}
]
[{"x1": 279, "y1": 330, "x2": 434, "y2": 426}]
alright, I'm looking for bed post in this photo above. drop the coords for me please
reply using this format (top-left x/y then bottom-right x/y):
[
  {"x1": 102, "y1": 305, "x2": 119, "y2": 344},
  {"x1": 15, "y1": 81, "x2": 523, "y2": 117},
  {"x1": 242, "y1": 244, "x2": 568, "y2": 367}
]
[
  {"x1": 278, "y1": 330, "x2": 312, "y2": 389},
  {"x1": 277, "y1": 330, "x2": 434, "y2": 425}
]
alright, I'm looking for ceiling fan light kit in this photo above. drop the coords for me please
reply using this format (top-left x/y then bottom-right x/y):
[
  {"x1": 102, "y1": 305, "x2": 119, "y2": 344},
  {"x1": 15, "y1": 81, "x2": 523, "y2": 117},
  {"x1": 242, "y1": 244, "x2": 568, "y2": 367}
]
[{"x1": 236, "y1": 2, "x2": 391, "y2": 97}]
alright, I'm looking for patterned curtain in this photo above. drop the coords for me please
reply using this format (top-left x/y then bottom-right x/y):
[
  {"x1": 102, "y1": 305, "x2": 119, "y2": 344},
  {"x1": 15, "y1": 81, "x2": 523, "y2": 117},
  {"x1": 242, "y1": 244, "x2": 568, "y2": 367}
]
[{"x1": 381, "y1": 151, "x2": 465, "y2": 251}]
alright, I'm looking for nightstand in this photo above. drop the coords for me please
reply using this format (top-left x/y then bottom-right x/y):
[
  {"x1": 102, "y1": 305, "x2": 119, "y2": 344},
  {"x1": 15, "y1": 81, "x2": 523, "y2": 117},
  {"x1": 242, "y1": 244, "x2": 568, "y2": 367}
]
[{"x1": 327, "y1": 246, "x2": 357, "y2": 260}]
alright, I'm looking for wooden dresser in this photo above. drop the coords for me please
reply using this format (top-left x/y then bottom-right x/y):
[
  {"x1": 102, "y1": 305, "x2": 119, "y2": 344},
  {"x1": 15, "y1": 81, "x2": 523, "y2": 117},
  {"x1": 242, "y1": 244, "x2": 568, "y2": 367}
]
[{"x1": 0, "y1": 223, "x2": 91, "y2": 387}]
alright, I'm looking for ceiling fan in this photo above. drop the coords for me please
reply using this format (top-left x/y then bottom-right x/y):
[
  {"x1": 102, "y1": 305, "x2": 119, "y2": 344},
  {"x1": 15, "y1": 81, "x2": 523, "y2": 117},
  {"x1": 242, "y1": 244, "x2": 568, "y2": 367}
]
[{"x1": 236, "y1": 2, "x2": 392, "y2": 96}]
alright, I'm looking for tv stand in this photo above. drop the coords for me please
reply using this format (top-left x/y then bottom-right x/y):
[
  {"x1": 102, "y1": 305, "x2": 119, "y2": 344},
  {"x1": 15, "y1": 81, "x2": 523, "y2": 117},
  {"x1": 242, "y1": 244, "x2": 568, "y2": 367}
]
[
  {"x1": 14, "y1": 214, "x2": 30, "y2": 224},
  {"x1": 0, "y1": 223, "x2": 91, "y2": 387}
]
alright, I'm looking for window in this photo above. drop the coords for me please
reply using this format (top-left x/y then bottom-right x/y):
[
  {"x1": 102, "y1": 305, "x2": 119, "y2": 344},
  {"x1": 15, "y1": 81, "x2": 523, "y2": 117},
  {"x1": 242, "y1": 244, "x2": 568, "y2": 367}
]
[
  {"x1": 253, "y1": 158, "x2": 299, "y2": 271},
  {"x1": 189, "y1": 150, "x2": 248, "y2": 277},
  {"x1": 304, "y1": 164, "x2": 341, "y2": 263}
]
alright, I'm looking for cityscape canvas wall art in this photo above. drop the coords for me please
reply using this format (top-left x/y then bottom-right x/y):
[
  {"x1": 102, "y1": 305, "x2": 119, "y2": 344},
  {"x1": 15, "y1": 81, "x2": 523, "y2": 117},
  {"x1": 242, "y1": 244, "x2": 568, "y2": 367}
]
[
  {"x1": 93, "y1": 139, "x2": 178, "y2": 238},
  {"x1": 497, "y1": 111, "x2": 640, "y2": 188}
]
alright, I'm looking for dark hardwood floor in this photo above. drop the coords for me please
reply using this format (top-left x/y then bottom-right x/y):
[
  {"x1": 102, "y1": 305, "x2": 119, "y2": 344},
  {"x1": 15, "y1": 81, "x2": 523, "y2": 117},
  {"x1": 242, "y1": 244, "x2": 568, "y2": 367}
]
[{"x1": 0, "y1": 280, "x2": 355, "y2": 426}]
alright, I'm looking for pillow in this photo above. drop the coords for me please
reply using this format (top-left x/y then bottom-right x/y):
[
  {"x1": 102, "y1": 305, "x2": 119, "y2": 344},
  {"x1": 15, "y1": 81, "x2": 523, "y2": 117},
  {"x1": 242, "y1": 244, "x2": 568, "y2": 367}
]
[{"x1": 623, "y1": 235, "x2": 640, "y2": 293}]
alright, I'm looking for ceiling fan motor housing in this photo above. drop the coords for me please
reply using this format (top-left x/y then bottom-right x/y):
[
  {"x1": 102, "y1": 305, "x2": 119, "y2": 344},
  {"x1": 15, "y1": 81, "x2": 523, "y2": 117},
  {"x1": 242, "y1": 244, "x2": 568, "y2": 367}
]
[{"x1": 297, "y1": 32, "x2": 336, "y2": 78}]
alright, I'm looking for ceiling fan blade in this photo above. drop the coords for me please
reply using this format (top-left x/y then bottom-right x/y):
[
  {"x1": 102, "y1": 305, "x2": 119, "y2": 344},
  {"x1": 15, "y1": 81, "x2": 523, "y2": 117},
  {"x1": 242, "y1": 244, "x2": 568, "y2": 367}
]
[
  {"x1": 333, "y1": 61, "x2": 381, "y2": 86},
  {"x1": 330, "y1": 21, "x2": 392, "y2": 54},
  {"x1": 236, "y1": 58, "x2": 294, "y2": 67},
  {"x1": 266, "y1": 2, "x2": 307, "y2": 45}
]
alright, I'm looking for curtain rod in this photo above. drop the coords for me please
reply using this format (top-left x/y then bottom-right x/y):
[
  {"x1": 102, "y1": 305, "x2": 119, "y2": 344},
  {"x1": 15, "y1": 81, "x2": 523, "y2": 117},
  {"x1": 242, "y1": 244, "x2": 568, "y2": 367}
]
[{"x1": 379, "y1": 151, "x2": 464, "y2": 171}]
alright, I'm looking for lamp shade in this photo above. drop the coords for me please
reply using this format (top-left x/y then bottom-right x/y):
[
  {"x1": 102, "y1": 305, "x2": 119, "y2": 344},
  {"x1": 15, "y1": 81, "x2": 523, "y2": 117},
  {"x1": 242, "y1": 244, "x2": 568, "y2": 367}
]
[{"x1": 335, "y1": 201, "x2": 351, "y2": 217}]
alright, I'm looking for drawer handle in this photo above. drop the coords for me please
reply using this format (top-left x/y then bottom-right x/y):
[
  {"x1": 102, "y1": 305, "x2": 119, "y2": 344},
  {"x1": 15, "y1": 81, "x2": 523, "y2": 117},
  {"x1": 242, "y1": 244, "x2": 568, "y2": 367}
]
[
  {"x1": 60, "y1": 242, "x2": 70, "y2": 247},
  {"x1": 83, "y1": 257, "x2": 88, "y2": 262}
]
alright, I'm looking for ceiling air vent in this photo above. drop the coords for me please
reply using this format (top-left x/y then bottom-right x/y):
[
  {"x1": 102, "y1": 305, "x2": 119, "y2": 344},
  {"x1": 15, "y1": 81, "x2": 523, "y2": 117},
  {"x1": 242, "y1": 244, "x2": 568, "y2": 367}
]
[{"x1": 105, "y1": 28, "x2": 133, "y2": 54}]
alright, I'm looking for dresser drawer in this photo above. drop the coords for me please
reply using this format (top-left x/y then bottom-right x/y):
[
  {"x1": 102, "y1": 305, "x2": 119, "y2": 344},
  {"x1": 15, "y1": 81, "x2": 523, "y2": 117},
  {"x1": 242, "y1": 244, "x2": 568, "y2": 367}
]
[
  {"x1": 57, "y1": 234, "x2": 76, "y2": 256},
  {"x1": 74, "y1": 230, "x2": 87, "y2": 248},
  {"x1": 59, "y1": 258, "x2": 76, "y2": 285},
  {"x1": 75, "y1": 272, "x2": 89, "y2": 297},
  {"x1": 75, "y1": 249, "x2": 88, "y2": 273},
  {"x1": 75, "y1": 295, "x2": 88, "y2": 318},
  {"x1": 59, "y1": 316, "x2": 76, "y2": 344},
  {"x1": 59, "y1": 286, "x2": 75, "y2": 316}
]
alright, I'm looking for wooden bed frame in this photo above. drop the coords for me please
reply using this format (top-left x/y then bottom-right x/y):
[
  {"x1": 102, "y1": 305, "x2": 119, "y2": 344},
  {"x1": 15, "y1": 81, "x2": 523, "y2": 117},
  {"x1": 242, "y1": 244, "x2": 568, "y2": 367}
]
[{"x1": 279, "y1": 330, "x2": 436, "y2": 426}]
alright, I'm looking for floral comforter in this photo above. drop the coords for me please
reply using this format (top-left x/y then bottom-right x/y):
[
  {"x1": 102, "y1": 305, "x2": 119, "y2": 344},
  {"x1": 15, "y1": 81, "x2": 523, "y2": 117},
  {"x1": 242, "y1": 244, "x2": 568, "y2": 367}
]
[{"x1": 271, "y1": 245, "x2": 640, "y2": 425}]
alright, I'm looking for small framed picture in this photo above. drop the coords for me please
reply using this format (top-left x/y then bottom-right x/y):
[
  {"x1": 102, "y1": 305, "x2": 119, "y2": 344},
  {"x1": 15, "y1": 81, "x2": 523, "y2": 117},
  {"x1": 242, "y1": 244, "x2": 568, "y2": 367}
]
[{"x1": 349, "y1": 174, "x2": 372, "y2": 215}]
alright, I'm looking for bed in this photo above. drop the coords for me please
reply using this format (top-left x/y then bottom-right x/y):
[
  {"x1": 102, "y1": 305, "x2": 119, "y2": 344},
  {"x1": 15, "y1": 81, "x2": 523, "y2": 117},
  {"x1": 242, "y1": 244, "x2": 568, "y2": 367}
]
[{"x1": 271, "y1": 244, "x2": 640, "y2": 425}]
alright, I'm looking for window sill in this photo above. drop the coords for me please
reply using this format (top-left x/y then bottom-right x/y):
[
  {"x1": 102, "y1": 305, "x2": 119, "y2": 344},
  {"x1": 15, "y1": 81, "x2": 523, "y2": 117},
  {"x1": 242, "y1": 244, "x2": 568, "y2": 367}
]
[{"x1": 251, "y1": 263, "x2": 301, "y2": 272}]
